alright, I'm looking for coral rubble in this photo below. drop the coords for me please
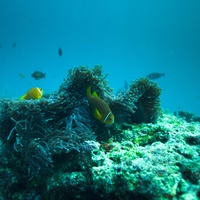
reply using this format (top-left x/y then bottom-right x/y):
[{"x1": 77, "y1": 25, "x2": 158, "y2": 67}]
[{"x1": 0, "y1": 66, "x2": 199, "y2": 199}]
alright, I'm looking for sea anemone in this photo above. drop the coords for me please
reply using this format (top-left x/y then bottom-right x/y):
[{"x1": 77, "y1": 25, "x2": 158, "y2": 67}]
[
  {"x1": 0, "y1": 97, "x2": 95, "y2": 177},
  {"x1": 129, "y1": 78, "x2": 161, "y2": 123},
  {"x1": 0, "y1": 66, "x2": 162, "y2": 178},
  {"x1": 58, "y1": 65, "x2": 113, "y2": 102},
  {"x1": 110, "y1": 78, "x2": 161, "y2": 124}
]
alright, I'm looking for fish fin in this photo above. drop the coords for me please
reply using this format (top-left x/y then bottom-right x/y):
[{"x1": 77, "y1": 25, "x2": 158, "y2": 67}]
[
  {"x1": 19, "y1": 94, "x2": 26, "y2": 100},
  {"x1": 91, "y1": 91, "x2": 99, "y2": 98},
  {"x1": 86, "y1": 85, "x2": 92, "y2": 96},
  {"x1": 93, "y1": 108, "x2": 102, "y2": 120},
  {"x1": 87, "y1": 85, "x2": 99, "y2": 98}
]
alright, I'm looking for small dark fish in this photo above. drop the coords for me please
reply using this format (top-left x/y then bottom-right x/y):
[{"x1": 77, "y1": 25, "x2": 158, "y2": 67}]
[
  {"x1": 58, "y1": 48, "x2": 62, "y2": 56},
  {"x1": 12, "y1": 42, "x2": 16, "y2": 48},
  {"x1": 115, "y1": 80, "x2": 129, "y2": 95},
  {"x1": 19, "y1": 73, "x2": 25, "y2": 78},
  {"x1": 124, "y1": 80, "x2": 129, "y2": 90},
  {"x1": 31, "y1": 71, "x2": 45, "y2": 80},
  {"x1": 147, "y1": 73, "x2": 165, "y2": 80}
]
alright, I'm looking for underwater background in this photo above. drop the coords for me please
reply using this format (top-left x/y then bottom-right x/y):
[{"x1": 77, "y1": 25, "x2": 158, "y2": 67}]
[
  {"x1": 0, "y1": 0, "x2": 200, "y2": 114},
  {"x1": 1, "y1": 1, "x2": 200, "y2": 200}
]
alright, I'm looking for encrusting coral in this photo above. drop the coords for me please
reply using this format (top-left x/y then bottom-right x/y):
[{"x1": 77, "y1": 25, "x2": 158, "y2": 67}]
[
  {"x1": 174, "y1": 110, "x2": 200, "y2": 123},
  {"x1": 0, "y1": 65, "x2": 166, "y2": 199}
]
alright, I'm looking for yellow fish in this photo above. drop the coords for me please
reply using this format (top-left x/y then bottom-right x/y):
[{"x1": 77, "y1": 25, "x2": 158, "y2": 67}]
[
  {"x1": 20, "y1": 87, "x2": 43, "y2": 100},
  {"x1": 86, "y1": 85, "x2": 114, "y2": 124}
]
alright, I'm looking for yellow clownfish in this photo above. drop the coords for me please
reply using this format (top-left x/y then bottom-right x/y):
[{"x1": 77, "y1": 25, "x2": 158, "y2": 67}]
[
  {"x1": 20, "y1": 87, "x2": 43, "y2": 100},
  {"x1": 86, "y1": 85, "x2": 114, "y2": 124}
]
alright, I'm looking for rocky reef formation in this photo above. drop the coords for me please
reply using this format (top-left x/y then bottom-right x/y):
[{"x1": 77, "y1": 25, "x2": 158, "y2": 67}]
[{"x1": 0, "y1": 66, "x2": 199, "y2": 199}]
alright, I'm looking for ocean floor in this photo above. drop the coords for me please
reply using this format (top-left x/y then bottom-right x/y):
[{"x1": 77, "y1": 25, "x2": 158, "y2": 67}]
[{"x1": 0, "y1": 110, "x2": 200, "y2": 199}]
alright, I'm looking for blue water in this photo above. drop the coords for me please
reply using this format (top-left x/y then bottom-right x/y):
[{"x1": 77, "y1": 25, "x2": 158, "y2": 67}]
[{"x1": 0, "y1": 0, "x2": 200, "y2": 115}]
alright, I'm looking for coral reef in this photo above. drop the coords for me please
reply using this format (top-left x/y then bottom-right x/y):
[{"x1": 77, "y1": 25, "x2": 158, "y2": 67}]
[
  {"x1": 22, "y1": 112, "x2": 200, "y2": 200},
  {"x1": 90, "y1": 114, "x2": 200, "y2": 199},
  {"x1": 174, "y1": 110, "x2": 200, "y2": 123},
  {"x1": 1, "y1": 66, "x2": 199, "y2": 199}
]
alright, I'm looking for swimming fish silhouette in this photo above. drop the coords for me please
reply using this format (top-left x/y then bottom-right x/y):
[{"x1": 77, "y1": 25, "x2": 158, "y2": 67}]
[
  {"x1": 20, "y1": 87, "x2": 43, "y2": 100},
  {"x1": 31, "y1": 71, "x2": 45, "y2": 80},
  {"x1": 147, "y1": 73, "x2": 165, "y2": 80},
  {"x1": 58, "y1": 48, "x2": 62, "y2": 56},
  {"x1": 86, "y1": 85, "x2": 114, "y2": 124}
]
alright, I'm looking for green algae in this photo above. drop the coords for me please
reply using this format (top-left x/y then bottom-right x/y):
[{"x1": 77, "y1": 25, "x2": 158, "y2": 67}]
[
  {"x1": 89, "y1": 112, "x2": 200, "y2": 199},
  {"x1": 122, "y1": 123, "x2": 170, "y2": 146}
]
